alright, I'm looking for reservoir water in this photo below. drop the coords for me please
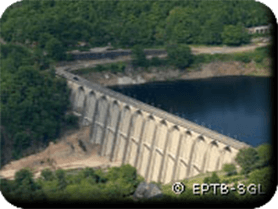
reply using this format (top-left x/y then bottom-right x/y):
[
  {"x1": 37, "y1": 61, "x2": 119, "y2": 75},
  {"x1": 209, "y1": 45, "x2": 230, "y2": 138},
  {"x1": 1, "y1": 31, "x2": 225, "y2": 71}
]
[{"x1": 110, "y1": 76, "x2": 273, "y2": 147}]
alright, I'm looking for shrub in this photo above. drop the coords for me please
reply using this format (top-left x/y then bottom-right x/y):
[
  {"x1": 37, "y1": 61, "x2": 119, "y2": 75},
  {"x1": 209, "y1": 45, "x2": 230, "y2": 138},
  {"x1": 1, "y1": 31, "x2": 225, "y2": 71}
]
[
  {"x1": 131, "y1": 45, "x2": 149, "y2": 68},
  {"x1": 149, "y1": 57, "x2": 166, "y2": 66},
  {"x1": 223, "y1": 163, "x2": 237, "y2": 176},
  {"x1": 94, "y1": 64, "x2": 106, "y2": 72},
  {"x1": 248, "y1": 167, "x2": 274, "y2": 193},
  {"x1": 55, "y1": 169, "x2": 67, "y2": 190},
  {"x1": 203, "y1": 172, "x2": 220, "y2": 184},
  {"x1": 109, "y1": 63, "x2": 126, "y2": 73},
  {"x1": 82, "y1": 167, "x2": 100, "y2": 184},
  {"x1": 234, "y1": 54, "x2": 251, "y2": 63}
]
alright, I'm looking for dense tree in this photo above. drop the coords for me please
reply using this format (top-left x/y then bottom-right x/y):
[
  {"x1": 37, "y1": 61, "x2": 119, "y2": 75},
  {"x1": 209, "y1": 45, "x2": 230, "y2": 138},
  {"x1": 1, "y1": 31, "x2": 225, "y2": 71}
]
[
  {"x1": 235, "y1": 147, "x2": 260, "y2": 175},
  {"x1": 165, "y1": 7, "x2": 200, "y2": 44},
  {"x1": 1, "y1": 44, "x2": 71, "y2": 163},
  {"x1": 166, "y1": 44, "x2": 193, "y2": 69},
  {"x1": 10, "y1": 168, "x2": 46, "y2": 202},
  {"x1": 41, "y1": 168, "x2": 55, "y2": 181},
  {"x1": 248, "y1": 166, "x2": 274, "y2": 193},
  {"x1": 222, "y1": 24, "x2": 251, "y2": 46},
  {"x1": 256, "y1": 144, "x2": 272, "y2": 168},
  {"x1": 55, "y1": 169, "x2": 67, "y2": 190},
  {"x1": 45, "y1": 37, "x2": 66, "y2": 61},
  {"x1": 0, "y1": 0, "x2": 272, "y2": 58}
]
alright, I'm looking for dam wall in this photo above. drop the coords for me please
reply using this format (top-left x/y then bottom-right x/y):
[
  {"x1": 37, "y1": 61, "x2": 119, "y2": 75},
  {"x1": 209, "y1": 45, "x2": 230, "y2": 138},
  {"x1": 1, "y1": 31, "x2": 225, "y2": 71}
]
[{"x1": 56, "y1": 69, "x2": 250, "y2": 184}]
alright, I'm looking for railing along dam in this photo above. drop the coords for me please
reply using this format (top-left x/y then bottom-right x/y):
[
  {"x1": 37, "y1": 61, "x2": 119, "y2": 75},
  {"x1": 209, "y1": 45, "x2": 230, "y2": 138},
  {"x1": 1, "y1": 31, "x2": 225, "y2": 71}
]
[{"x1": 56, "y1": 69, "x2": 250, "y2": 184}]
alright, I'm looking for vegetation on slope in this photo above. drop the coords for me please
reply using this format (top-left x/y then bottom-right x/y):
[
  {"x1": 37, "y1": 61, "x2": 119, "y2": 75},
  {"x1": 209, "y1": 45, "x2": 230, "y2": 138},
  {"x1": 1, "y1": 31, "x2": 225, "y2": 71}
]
[
  {"x1": 1, "y1": 0, "x2": 273, "y2": 60},
  {"x1": 0, "y1": 43, "x2": 78, "y2": 165},
  {"x1": 0, "y1": 144, "x2": 274, "y2": 206}
]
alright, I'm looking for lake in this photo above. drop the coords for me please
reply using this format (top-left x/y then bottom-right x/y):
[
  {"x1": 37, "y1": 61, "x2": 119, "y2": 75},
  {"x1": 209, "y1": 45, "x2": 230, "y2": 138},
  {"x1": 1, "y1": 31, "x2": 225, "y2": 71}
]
[{"x1": 110, "y1": 76, "x2": 273, "y2": 147}]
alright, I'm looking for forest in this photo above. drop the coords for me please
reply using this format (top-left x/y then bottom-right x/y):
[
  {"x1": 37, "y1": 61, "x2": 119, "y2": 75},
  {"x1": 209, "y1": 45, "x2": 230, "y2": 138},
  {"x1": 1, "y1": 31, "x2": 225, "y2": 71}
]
[{"x1": 1, "y1": 0, "x2": 273, "y2": 60}]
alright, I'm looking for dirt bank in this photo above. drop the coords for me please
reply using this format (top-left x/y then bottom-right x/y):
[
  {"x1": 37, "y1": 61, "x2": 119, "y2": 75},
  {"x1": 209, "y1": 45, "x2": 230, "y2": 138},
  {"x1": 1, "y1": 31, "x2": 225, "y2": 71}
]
[{"x1": 0, "y1": 127, "x2": 121, "y2": 180}]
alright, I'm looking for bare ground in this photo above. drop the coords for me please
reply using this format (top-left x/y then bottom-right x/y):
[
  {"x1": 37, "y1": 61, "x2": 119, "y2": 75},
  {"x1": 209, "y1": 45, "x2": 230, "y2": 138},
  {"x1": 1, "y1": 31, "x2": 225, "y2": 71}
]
[{"x1": 0, "y1": 127, "x2": 121, "y2": 180}]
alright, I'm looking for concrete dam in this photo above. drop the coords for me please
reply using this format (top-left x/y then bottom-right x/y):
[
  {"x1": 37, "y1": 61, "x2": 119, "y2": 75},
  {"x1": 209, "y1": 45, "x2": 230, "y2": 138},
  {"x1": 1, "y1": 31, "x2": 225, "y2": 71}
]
[{"x1": 56, "y1": 69, "x2": 250, "y2": 184}]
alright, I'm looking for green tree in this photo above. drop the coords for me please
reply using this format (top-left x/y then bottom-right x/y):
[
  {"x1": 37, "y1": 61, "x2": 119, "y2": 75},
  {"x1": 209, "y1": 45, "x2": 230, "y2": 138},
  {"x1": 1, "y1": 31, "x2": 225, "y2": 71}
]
[
  {"x1": 222, "y1": 24, "x2": 250, "y2": 46},
  {"x1": 248, "y1": 167, "x2": 274, "y2": 193},
  {"x1": 41, "y1": 168, "x2": 54, "y2": 181},
  {"x1": 223, "y1": 163, "x2": 237, "y2": 176},
  {"x1": 55, "y1": 169, "x2": 67, "y2": 190},
  {"x1": 131, "y1": 45, "x2": 148, "y2": 68},
  {"x1": 203, "y1": 172, "x2": 220, "y2": 184},
  {"x1": 166, "y1": 44, "x2": 193, "y2": 69},
  {"x1": 200, "y1": 14, "x2": 224, "y2": 45},
  {"x1": 12, "y1": 168, "x2": 46, "y2": 202},
  {"x1": 235, "y1": 147, "x2": 259, "y2": 175},
  {"x1": 1, "y1": 48, "x2": 70, "y2": 161},
  {"x1": 165, "y1": 7, "x2": 200, "y2": 44},
  {"x1": 45, "y1": 38, "x2": 66, "y2": 60},
  {"x1": 256, "y1": 144, "x2": 272, "y2": 168},
  {"x1": 106, "y1": 164, "x2": 140, "y2": 196}
]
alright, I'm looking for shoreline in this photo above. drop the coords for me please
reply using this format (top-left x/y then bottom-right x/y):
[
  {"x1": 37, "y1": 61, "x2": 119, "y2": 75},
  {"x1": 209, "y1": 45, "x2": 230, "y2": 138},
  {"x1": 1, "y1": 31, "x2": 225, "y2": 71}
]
[{"x1": 71, "y1": 60, "x2": 271, "y2": 87}]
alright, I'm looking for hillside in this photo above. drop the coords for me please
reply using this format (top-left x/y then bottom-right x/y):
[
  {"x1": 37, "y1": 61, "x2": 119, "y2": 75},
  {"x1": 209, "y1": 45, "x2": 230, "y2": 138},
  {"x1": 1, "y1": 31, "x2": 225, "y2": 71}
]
[{"x1": 1, "y1": 0, "x2": 274, "y2": 61}]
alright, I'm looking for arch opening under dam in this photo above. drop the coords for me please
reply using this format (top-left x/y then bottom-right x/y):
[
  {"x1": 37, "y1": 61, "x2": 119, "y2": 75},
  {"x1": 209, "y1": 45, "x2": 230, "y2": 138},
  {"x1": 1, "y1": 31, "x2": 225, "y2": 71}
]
[{"x1": 57, "y1": 69, "x2": 250, "y2": 184}]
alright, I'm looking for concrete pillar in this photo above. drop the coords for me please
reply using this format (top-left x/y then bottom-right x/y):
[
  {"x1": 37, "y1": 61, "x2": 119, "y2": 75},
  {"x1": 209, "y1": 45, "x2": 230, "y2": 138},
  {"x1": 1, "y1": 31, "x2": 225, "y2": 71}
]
[
  {"x1": 83, "y1": 91, "x2": 97, "y2": 125},
  {"x1": 171, "y1": 133, "x2": 183, "y2": 182},
  {"x1": 101, "y1": 102, "x2": 120, "y2": 157},
  {"x1": 218, "y1": 146, "x2": 232, "y2": 170},
  {"x1": 134, "y1": 119, "x2": 146, "y2": 169},
  {"x1": 145, "y1": 125, "x2": 158, "y2": 182},
  {"x1": 99, "y1": 103, "x2": 111, "y2": 156},
  {"x1": 136, "y1": 117, "x2": 156, "y2": 176},
  {"x1": 89, "y1": 99, "x2": 99, "y2": 143},
  {"x1": 147, "y1": 121, "x2": 168, "y2": 182},
  {"x1": 161, "y1": 126, "x2": 180, "y2": 184},
  {"x1": 198, "y1": 139, "x2": 211, "y2": 173},
  {"x1": 125, "y1": 114, "x2": 144, "y2": 166},
  {"x1": 121, "y1": 112, "x2": 135, "y2": 165},
  {"x1": 186, "y1": 136, "x2": 200, "y2": 178},
  {"x1": 113, "y1": 107, "x2": 132, "y2": 162},
  {"x1": 74, "y1": 87, "x2": 86, "y2": 114},
  {"x1": 157, "y1": 130, "x2": 171, "y2": 183},
  {"x1": 109, "y1": 107, "x2": 123, "y2": 162},
  {"x1": 80, "y1": 94, "x2": 87, "y2": 125}
]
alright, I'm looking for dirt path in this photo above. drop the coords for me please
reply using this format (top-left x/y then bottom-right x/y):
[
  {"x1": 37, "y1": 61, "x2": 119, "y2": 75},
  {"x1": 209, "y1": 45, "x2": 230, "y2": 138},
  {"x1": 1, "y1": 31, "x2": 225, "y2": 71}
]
[{"x1": 56, "y1": 42, "x2": 268, "y2": 72}]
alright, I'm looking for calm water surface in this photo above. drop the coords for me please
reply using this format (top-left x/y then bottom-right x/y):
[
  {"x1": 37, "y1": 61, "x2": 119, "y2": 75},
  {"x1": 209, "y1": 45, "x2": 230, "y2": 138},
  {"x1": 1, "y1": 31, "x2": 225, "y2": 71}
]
[{"x1": 110, "y1": 76, "x2": 273, "y2": 147}]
